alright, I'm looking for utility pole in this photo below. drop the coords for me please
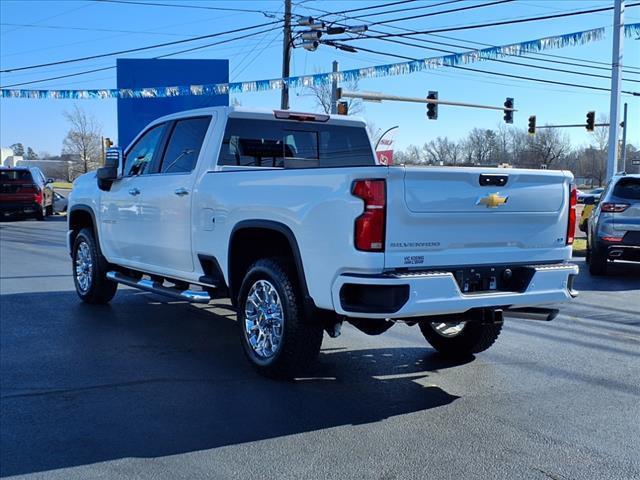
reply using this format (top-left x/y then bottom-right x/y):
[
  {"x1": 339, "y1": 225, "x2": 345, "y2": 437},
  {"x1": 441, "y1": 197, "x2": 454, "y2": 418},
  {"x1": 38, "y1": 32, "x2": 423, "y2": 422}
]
[
  {"x1": 330, "y1": 60, "x2": 338, "y2": 114},
  {"x1": 621, "y1": 102, "x2": 628, "y2": 170},
  {"x1": 607, "y1": 0, "x2": 624, "y2": 180},
  {"x1": 280, "y1": 0, "x2": 292, "y2": 110}
]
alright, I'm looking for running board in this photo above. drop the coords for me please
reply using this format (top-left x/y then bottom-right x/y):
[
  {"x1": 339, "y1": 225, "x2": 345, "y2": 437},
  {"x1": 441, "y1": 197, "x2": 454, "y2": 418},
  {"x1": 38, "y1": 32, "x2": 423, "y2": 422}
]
[
  {"x1": 503, "y1": 307, "x2": 559, "y2": 322},
  {"x1": 106, "y1": 271, "x2": 211, "y2": 303}
]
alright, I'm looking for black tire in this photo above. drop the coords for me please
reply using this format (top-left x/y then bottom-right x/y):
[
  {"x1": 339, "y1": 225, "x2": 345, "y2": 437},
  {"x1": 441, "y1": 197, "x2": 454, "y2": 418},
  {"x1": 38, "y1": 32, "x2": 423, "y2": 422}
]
[
  {"x1": 35, "y1": 204, "x2": 46, "y2": 221},
  {"x1": 418, "y1": 314, "x2": 502, "y2": 358},
  {"x1": 588, "y1": 241, "x2": 608, "y2": 276},
  {"x1": 46, "y1": 203, "x2": 54, "y2": 216},
  {"x1": 72, "y1": 227, "x2": 118, "y2": 304},
  {"x1": 237, "y1": 257, "x2": 323, "y2": 379}
]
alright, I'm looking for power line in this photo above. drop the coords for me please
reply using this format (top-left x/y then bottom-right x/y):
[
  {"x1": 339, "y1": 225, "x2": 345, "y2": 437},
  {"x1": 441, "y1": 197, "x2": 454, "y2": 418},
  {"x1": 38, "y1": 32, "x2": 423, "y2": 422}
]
[
  {"x1": 367, "y1": 0, "x2": 515, "y2": 27},
  {"x1": 356, "y1": 29, "x2": 640, "y2": 84},
  {"x1": 92, "y1": 0, "x2": 282, "y2": 16},
  {"x1": 332, "y1": 3, "x2": 640, "y2": 39},
  {"x1": 0, "y1": 25, "x2": 282, "y2": 88},
  {"x1": 312, "y1": 0, "x2": 418, "y2": 19},
  {"x1": 301, "y1": 4, "x2": 640, "y2": 84},
  {"x1": 325, "y1": 41, "x2": 638, "y2": 96},
  {"x1": 0, "y1": 22, "x2": 190, "y2": 37},
  {"x1": 0, "y1": 20, "x2": 283, "y2": 73},
  {"x1": 322, "y1": 0, "x2": 466, "y2": 22},
  {"x1": 427, "y1": 32, "x2": 640, "y2": 73},
  {"x1": 297, "y1": 1, "x2": 640, "y2": 73}
]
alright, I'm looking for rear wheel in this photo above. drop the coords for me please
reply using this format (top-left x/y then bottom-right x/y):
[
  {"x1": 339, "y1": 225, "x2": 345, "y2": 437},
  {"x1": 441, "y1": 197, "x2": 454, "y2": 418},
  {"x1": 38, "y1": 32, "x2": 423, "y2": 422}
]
[
  {"x1": 72, "y1": 228, "x2": 118, "y2": 304},
  {"x1": 46, "y1": 203, "x2": 54, "y2": 216},
  {"x1": 587, "y1": 236, "x2": 607, "y2": 275},
  {"x1": 237, "y1": 257, "x2": 323, "y2": 379},
  {"x1": 35, "y1": 204, "x2": 46, "y2": 221},
  {"x1": 418, "y1": 312, "x2": 502, "y2": 358}
]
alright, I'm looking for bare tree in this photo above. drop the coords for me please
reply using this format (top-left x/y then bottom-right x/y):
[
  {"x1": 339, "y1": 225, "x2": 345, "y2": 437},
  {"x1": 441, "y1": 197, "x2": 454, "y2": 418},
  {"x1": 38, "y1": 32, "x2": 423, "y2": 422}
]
[
  {"x1": 306, "y1": 71, "x2": 363, "y2": 115},
  {"x1": 62, "y1": 105, "x2": 103, "y2": 179},
  {"x1": 423, "y1": 137, "x2": 458, "y2": 165},
  {"x1": 530, "y1": 127, "x2": 570, "y2": 168},
  {"x1": 366, "y1": 120, "x2": 382, "y2": 146}
]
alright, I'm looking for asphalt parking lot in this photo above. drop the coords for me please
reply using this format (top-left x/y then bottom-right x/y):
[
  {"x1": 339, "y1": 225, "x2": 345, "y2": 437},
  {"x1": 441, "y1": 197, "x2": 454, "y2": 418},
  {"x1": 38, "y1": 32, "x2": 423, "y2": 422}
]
[{"x1": 1, "y1": 218, "x2": 639, "y2": 480}]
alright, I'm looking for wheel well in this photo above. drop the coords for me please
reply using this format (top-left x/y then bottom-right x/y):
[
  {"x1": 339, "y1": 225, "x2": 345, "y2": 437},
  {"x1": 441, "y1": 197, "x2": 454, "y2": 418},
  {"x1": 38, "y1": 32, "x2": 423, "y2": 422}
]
[
  {"x1": 68, "y1": 208, "x2": 95, "y2": 251},
  {"x1": 228, "y1": 227, "x2": 303, "y2": 305}
]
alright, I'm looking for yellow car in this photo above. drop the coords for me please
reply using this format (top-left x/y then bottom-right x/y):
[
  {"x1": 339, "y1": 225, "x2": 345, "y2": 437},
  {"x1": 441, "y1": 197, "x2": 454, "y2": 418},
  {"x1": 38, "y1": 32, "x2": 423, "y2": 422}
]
[
  {"x1": 578, "y1": 188, "x2": 605, "y2": 232},
  {"x1": 579, "y1": 204, "x2": 594, "y2": 232}
]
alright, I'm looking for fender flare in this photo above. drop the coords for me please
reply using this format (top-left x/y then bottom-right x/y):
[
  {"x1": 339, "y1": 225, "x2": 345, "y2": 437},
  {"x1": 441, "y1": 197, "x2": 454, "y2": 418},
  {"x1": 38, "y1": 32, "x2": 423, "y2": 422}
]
[
  {"x1": 229, "y1": 219, "x2": 314, "y2": 309},
  {"x1": 68, "y1": 204, "x2": 99, "y2": 254}
]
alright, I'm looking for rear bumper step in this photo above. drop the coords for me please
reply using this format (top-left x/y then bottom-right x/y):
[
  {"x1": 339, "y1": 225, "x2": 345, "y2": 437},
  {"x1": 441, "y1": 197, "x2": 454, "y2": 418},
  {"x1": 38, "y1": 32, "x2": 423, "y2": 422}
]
[
  {"x1": 106, "y1": 271, "x2": 210, "y2": 303},
  {"x1": 332, "y1": 263, "x2": 579, "y2": 319}
]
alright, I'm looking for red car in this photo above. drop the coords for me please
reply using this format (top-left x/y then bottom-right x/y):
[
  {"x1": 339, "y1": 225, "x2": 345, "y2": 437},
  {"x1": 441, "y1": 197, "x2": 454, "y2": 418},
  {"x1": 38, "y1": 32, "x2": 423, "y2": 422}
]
[{"x1": 0, "y1": 167, "x2": 54, "y2": 220}]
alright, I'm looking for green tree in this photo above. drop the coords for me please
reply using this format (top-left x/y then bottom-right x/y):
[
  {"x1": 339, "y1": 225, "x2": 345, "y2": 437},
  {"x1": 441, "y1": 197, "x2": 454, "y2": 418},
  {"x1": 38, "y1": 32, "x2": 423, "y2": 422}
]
[
  {"x1": 26, "y1": 147, "x2": 38, "y2": 160},
  {"x1": 10, "y1": 143, "x2": 24, "y2": 156}
]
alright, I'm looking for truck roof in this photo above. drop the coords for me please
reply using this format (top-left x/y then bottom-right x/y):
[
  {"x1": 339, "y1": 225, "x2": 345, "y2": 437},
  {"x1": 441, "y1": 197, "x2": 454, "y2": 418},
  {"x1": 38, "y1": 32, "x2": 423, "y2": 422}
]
[{"x1": 147, "y1": 106, "x2": 367, "y2": 128}]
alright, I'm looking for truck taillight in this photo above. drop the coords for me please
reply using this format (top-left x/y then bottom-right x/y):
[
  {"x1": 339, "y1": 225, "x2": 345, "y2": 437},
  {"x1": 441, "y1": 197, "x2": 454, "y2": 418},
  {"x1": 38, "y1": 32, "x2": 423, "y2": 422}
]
[
  {"x1": 600, "y1": 202, "x2": 630, "y2": 213},
  {"x1": 567, "y1": 184, "x2": 577, "y2": 245},
  {"x1": 352, "y1": 179, "x2": 386, "y2": 252}
]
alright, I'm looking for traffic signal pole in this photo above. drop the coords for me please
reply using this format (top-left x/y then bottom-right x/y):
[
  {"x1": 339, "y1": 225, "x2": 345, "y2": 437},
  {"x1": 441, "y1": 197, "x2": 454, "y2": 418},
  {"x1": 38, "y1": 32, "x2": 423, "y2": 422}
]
[
  {"x1": 607, "y1": 0, "x2": 624, "y2": 179},
  {"x1": 337, "y1": 89, "x2": 516, "y2": 114}
]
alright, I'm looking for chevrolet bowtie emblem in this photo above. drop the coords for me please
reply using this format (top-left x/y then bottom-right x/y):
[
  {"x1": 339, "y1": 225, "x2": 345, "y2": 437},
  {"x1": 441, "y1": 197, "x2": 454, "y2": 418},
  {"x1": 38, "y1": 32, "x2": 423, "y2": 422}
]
[{"x1": 477, "y1": 193, "x2": 508, "y2": 208}]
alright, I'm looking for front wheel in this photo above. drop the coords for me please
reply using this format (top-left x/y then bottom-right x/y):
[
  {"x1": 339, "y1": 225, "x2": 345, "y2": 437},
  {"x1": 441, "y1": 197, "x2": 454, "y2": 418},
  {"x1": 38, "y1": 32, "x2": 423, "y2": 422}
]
[
  {"x1": 237, "y1": 257, "x2": 323, "y2": 379},
  {"x1": 72, "y1": 228, "x2": 118, "y2": 304},
  {"x1": 418, "y1": 313, "x2": 502, "y2": 358}
]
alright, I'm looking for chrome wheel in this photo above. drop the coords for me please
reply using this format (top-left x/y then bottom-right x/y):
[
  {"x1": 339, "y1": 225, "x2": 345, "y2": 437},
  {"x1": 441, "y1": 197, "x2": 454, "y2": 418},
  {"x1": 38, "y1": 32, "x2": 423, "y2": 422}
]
[
  {"x1": 431, "y1": 321, "x2": 466, "y2": 338},
  {"x1": 244, "y1": 280, "x2": 284, "y2": 359},
  {"x1": 75, "y1": 241, "x2": 93, "y2": 293}
]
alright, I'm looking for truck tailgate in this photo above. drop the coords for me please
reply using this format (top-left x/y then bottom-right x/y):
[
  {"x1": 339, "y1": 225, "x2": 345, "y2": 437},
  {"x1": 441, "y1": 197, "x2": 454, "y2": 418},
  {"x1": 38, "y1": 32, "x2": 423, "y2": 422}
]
[{"x1": 384, "y1": 166, "x2": 573, "y2": 269}]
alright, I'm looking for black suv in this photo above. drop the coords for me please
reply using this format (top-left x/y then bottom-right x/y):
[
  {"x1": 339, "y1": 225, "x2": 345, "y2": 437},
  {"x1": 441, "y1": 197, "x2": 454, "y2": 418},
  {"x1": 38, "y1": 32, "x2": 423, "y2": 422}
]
[{"x1": 0, "y1": 167, "x2": 54, "y2": 220}]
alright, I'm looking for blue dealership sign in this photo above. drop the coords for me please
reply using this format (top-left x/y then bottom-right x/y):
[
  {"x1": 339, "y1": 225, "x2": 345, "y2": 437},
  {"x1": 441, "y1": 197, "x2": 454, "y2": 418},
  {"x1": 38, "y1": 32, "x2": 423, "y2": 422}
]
[{"x1": 116, "y1": 58, "x2": 229, "y2": 149}]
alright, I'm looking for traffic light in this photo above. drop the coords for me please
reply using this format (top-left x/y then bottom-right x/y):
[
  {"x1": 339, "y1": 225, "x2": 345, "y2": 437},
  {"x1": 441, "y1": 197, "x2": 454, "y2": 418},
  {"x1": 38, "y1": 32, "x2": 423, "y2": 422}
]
[
  {"x1": 528, "y1": 115, "x2": 536, "y2": 135},
  {"x1": 503, "y1": 97, "x2": 514, "y2": 124},
  {"x1": 586, "y1": 111, "x2": 595, "y2": 132},
  {"x1": 337, "y1": 101, "x2": 349, "y2": 115},
  {"x1": 426, "y1": 91, "x2": 438, "y2": 120}
]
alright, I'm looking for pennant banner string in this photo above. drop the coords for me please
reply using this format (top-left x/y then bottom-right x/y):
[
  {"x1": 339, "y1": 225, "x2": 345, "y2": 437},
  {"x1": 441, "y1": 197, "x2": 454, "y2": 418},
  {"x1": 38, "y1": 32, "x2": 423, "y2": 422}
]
[{"x1": 1, "y1": 24, "x2": 638, "y2": 100}]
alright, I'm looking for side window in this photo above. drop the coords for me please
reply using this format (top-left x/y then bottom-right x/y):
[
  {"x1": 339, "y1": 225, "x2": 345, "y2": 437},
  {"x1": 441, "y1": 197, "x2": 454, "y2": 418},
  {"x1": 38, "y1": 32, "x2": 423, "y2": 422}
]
[
  {"x1": 160, "y1": 117, "x2": 211, "y2": 174},
  {"x1": 124, "y1": 124, "x2": 165, "y2": 177},
  {"x1": 319, "y1": 126, "x2": 374, "y2": 167}
]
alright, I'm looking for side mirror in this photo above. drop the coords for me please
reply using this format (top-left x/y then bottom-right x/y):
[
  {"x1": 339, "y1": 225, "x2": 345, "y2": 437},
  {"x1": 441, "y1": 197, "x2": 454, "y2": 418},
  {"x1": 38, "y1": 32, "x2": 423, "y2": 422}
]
[
  {"x1": 46, "y1": 178, "x2": 54, "y2": 184},
  {"x1": 97, "y1": 147, "x2": 122, "y2": 191},
  {"x1": 583, "y1": 196, "x2": 595, "y2": 206}
]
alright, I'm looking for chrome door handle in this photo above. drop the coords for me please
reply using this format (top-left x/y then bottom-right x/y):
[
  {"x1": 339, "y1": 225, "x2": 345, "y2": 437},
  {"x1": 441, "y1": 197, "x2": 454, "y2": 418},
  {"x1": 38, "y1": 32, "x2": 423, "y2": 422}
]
[
  {"x1": 174, "y1": 187, "x2": 189, "y2": 196},
  {"x1": 128, "y1": 188, "x2": 140, "y2": 196}
]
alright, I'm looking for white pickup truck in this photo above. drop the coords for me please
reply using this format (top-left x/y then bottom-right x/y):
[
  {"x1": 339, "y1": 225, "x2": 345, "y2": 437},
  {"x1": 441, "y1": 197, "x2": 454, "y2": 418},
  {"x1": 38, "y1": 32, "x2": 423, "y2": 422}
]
[{"x1": 68, "y1": 106, "x2": 578, "y2": 378}]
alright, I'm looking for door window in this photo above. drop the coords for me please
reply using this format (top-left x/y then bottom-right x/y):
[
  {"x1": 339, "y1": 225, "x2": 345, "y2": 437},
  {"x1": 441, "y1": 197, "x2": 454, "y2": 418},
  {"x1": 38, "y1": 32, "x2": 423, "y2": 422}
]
[
  {"x1": 124, "y1": 124, "x2": 166, "y2": 176},
  {"x1": 160, "y1": 117, "x2": 211, "y2": 174}
]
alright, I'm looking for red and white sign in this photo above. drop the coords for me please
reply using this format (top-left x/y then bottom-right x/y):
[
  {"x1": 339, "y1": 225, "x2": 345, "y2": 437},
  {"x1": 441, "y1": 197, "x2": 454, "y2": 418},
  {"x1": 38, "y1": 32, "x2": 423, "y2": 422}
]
[{"x1": 375, "y1": 126, "x2": 398, "y2": 165}]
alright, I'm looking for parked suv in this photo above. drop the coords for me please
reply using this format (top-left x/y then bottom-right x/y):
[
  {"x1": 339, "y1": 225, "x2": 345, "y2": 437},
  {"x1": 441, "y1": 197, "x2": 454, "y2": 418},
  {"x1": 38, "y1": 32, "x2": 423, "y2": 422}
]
[
  {"x1": 0, "y1": 167, "x2": 54, "y2": 220},
  {"x1": 586, "y1": 173, "x2": 640, "y2": 275}
]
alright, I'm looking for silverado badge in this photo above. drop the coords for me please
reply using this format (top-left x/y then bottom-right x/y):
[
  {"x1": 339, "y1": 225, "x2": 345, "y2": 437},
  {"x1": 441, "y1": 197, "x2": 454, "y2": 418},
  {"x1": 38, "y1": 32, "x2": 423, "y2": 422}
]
[{"x1": 477, "y1": 193, "x2": 508, "y2": 208}]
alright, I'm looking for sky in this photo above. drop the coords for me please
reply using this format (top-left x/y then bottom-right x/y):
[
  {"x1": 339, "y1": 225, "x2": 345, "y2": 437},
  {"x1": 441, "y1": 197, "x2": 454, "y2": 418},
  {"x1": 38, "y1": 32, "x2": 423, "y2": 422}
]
[{"x1": 1, "y1": 0, "x2": 639, "y2": 156}]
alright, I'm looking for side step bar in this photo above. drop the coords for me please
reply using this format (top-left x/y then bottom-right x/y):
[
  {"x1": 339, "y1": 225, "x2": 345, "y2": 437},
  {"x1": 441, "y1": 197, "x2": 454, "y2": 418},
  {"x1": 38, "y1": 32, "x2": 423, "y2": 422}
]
[
  {"x1": 106, "y1": 271, "x2": 211, "y2": 303},
  {"x1": 503, "y1": 307, "x2": 559, "y2": 322}
]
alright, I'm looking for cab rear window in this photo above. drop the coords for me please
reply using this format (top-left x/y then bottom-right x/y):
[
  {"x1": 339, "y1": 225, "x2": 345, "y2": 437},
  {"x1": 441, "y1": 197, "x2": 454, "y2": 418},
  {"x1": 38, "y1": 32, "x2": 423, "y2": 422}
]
[
  {"x1": 218, "y1": 118, "x2": 374, "y2": 168},
  {"x1": 613, "y1": 178, "x2": 640, "y2": 200}
]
